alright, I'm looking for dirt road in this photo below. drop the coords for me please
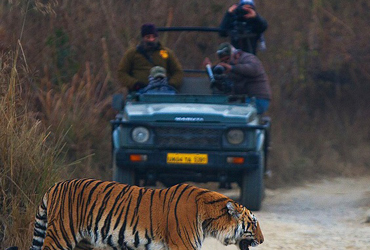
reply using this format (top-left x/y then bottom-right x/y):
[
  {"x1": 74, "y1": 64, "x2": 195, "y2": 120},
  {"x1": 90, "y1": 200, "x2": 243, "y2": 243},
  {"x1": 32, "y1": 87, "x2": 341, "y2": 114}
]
[{"x1": 201, "y1": 176, "x2": 370, "y2": 250}]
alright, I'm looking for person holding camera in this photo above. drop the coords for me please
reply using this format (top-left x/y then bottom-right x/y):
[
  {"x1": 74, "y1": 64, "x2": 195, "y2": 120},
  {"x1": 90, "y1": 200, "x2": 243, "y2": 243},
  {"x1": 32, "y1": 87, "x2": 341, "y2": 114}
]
[
  {"x1": 204, "y1": 42, "x2": 271, "y2": 114},
  {"x1": 219, "y1": 0, "x2": 268, "y2": 55}
]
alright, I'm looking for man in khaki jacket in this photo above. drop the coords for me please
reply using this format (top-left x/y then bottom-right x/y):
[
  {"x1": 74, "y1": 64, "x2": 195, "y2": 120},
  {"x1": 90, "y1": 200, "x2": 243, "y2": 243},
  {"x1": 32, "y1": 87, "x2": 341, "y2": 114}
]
[{"x1": 117, "y1": 23, "x2": 183, "y2": 92}]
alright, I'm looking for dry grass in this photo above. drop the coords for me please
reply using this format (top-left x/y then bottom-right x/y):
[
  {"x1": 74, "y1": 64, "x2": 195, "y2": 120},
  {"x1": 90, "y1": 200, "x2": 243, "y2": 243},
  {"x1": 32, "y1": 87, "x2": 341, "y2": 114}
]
[
  {"x1": 266, "y1": 101, "x2": 370, "y2": 187},
  {"x1": 0, "y1": 52, "x2": 66, "y2": 249},
  {"x1": 35, "y1": 59, "x2": 114, "y2": 180}
]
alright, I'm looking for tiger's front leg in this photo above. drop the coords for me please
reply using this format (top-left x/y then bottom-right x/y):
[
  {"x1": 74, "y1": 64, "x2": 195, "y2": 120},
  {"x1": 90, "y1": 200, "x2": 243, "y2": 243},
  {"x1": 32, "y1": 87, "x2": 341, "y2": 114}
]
[
  {"x1": 166, "y1": 242, "x2": 200, "y2": 250},
  {"x1": 41, "y1": 235, "x2": 77, "y2": 250}
]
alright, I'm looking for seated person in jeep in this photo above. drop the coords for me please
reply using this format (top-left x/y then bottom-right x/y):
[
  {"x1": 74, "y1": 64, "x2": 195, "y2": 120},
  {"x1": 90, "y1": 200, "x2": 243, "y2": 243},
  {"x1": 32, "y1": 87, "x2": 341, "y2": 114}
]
[{"x1": 138, "y1": 66, "x2": 176, "y2": 94}]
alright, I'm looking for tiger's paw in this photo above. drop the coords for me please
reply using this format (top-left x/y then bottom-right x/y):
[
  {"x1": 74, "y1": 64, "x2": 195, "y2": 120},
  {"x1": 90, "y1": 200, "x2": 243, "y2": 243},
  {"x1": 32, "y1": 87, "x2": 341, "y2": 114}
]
[{"x1": 6, "y1": 247, "x2": 18, "y2": 250}]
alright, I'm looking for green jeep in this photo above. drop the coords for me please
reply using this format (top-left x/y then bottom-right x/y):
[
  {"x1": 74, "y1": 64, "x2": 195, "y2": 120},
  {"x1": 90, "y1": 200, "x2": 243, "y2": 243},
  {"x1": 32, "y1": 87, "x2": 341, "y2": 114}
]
[{"x1": 111, "y1": 74, "x2": 270, "y2": 211}]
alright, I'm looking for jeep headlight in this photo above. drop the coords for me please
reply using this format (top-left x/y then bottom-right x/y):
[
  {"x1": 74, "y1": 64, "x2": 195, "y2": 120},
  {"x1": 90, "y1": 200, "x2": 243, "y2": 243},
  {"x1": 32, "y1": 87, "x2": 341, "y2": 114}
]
[
  {"x1": 131, "y1": 126, "x2": 150, "y2": 143},
  {"x1": 226, "y1": 129, "x2": 244, "y2": 145}
]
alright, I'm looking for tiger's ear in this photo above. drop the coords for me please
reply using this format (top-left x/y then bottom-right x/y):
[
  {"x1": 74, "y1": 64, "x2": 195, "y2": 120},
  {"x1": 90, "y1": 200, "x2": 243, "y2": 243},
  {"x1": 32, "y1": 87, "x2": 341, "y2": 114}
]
[{"x1": 227, "y1": 201, "x2": 241, "y2": 219}]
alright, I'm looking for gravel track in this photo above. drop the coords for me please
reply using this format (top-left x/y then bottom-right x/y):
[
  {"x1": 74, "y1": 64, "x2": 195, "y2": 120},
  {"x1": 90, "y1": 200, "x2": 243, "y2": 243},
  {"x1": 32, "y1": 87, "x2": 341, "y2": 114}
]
[{"x1": 201, "y1": 176, "x2": 370, "y2": 250}]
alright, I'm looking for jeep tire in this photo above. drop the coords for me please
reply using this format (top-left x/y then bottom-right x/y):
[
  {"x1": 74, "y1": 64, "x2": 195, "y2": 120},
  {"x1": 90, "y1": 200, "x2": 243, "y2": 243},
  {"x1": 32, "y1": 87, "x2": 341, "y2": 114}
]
[
  {"x1": 112, "y1": 154, "x2": 135, "y2": 185},
  {"x1": 240, "y1": 150, "x2": 265, "y2": 211}
]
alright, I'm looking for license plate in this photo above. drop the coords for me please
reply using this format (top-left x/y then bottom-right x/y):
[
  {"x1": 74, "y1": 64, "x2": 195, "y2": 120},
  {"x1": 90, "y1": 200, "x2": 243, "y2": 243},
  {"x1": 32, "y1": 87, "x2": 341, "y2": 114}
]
[{"x1": 167, "y1": 153, "x2": 208, "y2": 164}]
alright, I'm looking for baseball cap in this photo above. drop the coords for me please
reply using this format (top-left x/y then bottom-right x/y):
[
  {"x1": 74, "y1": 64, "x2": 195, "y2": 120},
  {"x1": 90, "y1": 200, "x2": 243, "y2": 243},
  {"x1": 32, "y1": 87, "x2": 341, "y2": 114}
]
[
  {"x1": 217, "y1": 42, "x2": 233, "y2": 58},
  {"x1": 150, "y1": 66, "x2": 166, "y2": 79},
  {"x1": 240, "y1": 0, "x2": 255, "y2": 6}
]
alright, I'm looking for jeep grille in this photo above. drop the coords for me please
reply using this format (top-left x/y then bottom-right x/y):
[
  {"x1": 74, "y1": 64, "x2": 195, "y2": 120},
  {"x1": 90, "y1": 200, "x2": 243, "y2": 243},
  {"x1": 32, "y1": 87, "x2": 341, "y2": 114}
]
[{"x1": 155, "y1": 127, "x2": 221, "y2": 149}]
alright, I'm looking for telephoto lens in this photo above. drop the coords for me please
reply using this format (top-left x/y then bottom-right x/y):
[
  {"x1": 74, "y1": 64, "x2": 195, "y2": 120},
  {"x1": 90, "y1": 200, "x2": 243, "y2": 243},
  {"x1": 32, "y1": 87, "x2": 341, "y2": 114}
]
[{"x1": 213, "y1": 65, "x2": 225, "y2": 75}]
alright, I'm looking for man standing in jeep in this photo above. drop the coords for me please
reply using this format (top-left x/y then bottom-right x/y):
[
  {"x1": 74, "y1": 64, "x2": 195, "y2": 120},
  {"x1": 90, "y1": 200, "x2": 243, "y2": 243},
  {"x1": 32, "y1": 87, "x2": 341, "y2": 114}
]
[
  {"x1": 117, "y1": 23, "x2": 183, "y2": 92},
  {"x1": 219, "y1": 0, "x2": 268, "y2": 55}
]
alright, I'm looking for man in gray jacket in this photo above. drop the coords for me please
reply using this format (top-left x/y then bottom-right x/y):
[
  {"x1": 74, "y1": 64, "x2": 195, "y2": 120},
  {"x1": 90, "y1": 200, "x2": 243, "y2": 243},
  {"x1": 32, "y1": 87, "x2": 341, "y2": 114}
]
[{"x1": 205, "y1": 42, "x2": 271, "y2": 114}]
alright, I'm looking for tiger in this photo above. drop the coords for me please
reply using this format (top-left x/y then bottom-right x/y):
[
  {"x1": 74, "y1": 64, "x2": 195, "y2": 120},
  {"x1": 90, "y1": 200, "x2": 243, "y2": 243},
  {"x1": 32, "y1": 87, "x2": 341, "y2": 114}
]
[{"x1": 25, "y1": 178, "x2": 264, "y2": 250}]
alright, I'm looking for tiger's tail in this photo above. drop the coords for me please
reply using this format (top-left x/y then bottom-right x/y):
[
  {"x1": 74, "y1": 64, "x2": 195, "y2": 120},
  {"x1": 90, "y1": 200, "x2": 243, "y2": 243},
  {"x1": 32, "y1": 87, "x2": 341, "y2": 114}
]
[{"x1": 30, "y1": 192, "x2": 48, "y2": 250}]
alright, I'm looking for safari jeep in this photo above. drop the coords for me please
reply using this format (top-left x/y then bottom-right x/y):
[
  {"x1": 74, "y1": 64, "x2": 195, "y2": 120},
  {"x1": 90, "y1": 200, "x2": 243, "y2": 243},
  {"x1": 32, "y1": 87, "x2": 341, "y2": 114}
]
[{"x1": 110, "y1": 75, "x2": 270, "y2": 211}]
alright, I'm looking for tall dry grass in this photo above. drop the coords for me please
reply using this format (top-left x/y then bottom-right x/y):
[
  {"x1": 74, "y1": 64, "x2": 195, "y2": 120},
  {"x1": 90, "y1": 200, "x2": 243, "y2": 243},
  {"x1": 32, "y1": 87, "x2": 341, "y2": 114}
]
[
  {"x1": 0, "y1": 51, "x2": 67, "y2": 248},
  {"x1": 35, "y1": 58, "x2": 114, "y2": 179},
  {"x1": 267, "y1": 105, "x2": 370, "y2": 186}
]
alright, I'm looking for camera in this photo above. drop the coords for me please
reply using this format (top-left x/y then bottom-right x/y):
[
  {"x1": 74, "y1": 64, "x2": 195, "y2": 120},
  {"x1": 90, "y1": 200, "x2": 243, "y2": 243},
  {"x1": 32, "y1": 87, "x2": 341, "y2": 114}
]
[
  {"x1": 213, "y1": 64, "x2": 226, "y2": 76},
  {"x1": 234, "y1": 5, "x2": 248, "y2": 20},
  {"x1": 230, "y1": 5, "x2": 253, "y2": 40},
  {"x1": 210, "y1": 65, "x2": 233, "y2": 94}
]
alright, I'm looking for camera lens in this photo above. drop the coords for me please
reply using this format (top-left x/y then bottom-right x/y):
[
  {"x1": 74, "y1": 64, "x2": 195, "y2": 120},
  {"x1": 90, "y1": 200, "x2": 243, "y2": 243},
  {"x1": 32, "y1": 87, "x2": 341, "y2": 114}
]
[
  {"x1": 213, "y1": 65, "x2": 225, "y2": 75},
  {"x1": 236, "y1": 5, "x2": 247, "y2": 18}
]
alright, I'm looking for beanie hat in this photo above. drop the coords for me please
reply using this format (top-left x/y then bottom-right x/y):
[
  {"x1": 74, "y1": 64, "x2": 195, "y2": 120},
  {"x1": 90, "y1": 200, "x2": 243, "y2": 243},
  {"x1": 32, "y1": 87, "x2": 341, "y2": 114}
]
[
  {"x1": 141, "y1": 23, "x2": 158, "y2": 37},
  {"x1": 240, "y1": 0, "x2": 255, "y2": 7},
  {"x1": 150, "y1": 66, "x2": 167, "y2": 79},
  {"x1": 217, "y1": 42, "x2": 234, "y2": 58}
]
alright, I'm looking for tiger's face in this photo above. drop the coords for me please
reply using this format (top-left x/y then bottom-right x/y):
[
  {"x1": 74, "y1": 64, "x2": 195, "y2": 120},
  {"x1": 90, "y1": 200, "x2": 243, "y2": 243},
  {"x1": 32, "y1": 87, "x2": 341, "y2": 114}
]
[{"x1": 226, "y1": 202, "x2": 264, "y2": 249}]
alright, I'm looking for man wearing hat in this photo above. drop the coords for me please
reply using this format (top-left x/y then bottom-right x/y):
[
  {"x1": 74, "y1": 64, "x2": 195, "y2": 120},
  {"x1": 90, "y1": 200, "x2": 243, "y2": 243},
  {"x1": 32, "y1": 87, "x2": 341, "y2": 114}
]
[
  {"x1": 204, "y1": 42, "x2": 271, "y2": 114},
  {"x1": 118, "y1": 23, "x2": 183, "y2": 92},
  {"x1": 219, "y1": 0, "x2": 268, "y2": 55}
]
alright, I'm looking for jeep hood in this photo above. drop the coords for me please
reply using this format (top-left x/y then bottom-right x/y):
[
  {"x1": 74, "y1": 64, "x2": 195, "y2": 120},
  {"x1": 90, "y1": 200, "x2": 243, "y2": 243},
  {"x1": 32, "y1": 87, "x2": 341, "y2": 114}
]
[{"x1": 123, "y1": 103, "x2": 257, "y2": 123}]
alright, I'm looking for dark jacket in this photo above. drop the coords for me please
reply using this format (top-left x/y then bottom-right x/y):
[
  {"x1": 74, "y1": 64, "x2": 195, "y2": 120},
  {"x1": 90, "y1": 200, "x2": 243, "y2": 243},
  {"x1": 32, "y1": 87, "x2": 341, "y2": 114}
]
[
  {"x1": 228, "y1": 50, "x2": 271, "y2": 100},
  {"x1": 219, "y1": 12, "x2": 268, "y2": 55},
  {"x1": 117, "y1": 42, "x2": 183, "y2": 90}
]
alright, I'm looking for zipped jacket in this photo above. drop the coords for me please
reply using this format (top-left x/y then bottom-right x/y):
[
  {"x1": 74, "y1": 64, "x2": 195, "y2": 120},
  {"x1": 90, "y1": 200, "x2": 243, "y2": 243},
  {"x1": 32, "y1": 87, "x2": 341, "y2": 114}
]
[
  {"x1": 118, "y1": 42, "x2": 183, "y2": 90},
  {"x1": 228, "y1": 50, "x2": 271, "y2": 100}
]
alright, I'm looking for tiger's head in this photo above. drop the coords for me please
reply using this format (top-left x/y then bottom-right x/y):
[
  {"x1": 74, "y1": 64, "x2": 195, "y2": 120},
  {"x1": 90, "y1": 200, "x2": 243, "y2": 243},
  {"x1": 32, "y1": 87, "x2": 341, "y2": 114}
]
[{"x1": 224, "y1": 202, "x2": 264, "y2": 249}]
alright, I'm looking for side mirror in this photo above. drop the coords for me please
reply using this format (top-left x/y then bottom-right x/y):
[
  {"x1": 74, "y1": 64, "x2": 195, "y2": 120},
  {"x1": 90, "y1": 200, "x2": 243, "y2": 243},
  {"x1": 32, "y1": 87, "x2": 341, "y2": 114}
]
[{"x1": 112, "y1": 94, "x2": 125, "y2": 111}]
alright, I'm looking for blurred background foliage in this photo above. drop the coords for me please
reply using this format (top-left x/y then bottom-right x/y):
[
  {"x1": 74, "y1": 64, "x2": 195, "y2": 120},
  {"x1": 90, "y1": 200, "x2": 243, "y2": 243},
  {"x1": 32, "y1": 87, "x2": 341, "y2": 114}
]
[{"x1": 1, "y1": 0, "x2": 370, "y2": 247}]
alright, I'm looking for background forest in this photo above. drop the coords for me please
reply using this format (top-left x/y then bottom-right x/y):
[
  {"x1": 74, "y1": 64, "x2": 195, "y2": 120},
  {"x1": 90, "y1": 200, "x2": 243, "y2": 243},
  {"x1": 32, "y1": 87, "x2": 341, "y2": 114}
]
[{"x1": 1, "y1": 0, "x2": 370, "y2": 248}]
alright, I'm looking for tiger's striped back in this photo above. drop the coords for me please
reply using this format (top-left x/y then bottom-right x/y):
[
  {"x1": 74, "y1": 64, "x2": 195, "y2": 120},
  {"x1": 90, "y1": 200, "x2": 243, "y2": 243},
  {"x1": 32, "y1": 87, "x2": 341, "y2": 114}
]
[{"x1": 30, "y1": 179, "x2": 263, "y2": 250}]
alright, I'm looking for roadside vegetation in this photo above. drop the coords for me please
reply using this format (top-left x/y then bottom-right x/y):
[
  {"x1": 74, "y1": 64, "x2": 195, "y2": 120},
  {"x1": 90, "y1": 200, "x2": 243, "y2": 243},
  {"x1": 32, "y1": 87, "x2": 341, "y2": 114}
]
[
  {"x1": 0, "y1": 51, "x2": 66, "y2": 248},
  {"x1": 1, "y1": 0, "x2": 369, "y2": 248}
]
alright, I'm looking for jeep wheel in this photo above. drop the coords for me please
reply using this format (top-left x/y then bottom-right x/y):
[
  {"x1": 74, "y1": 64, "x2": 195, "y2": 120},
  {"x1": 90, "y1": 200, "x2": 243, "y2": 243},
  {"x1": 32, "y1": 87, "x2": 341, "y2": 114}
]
[
  {"x1": 240, "y1": 151, "x2": 265, "y2": 211},
  {"x1": 112, "y1": 154, "x2": 135, "y2": 185}
]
